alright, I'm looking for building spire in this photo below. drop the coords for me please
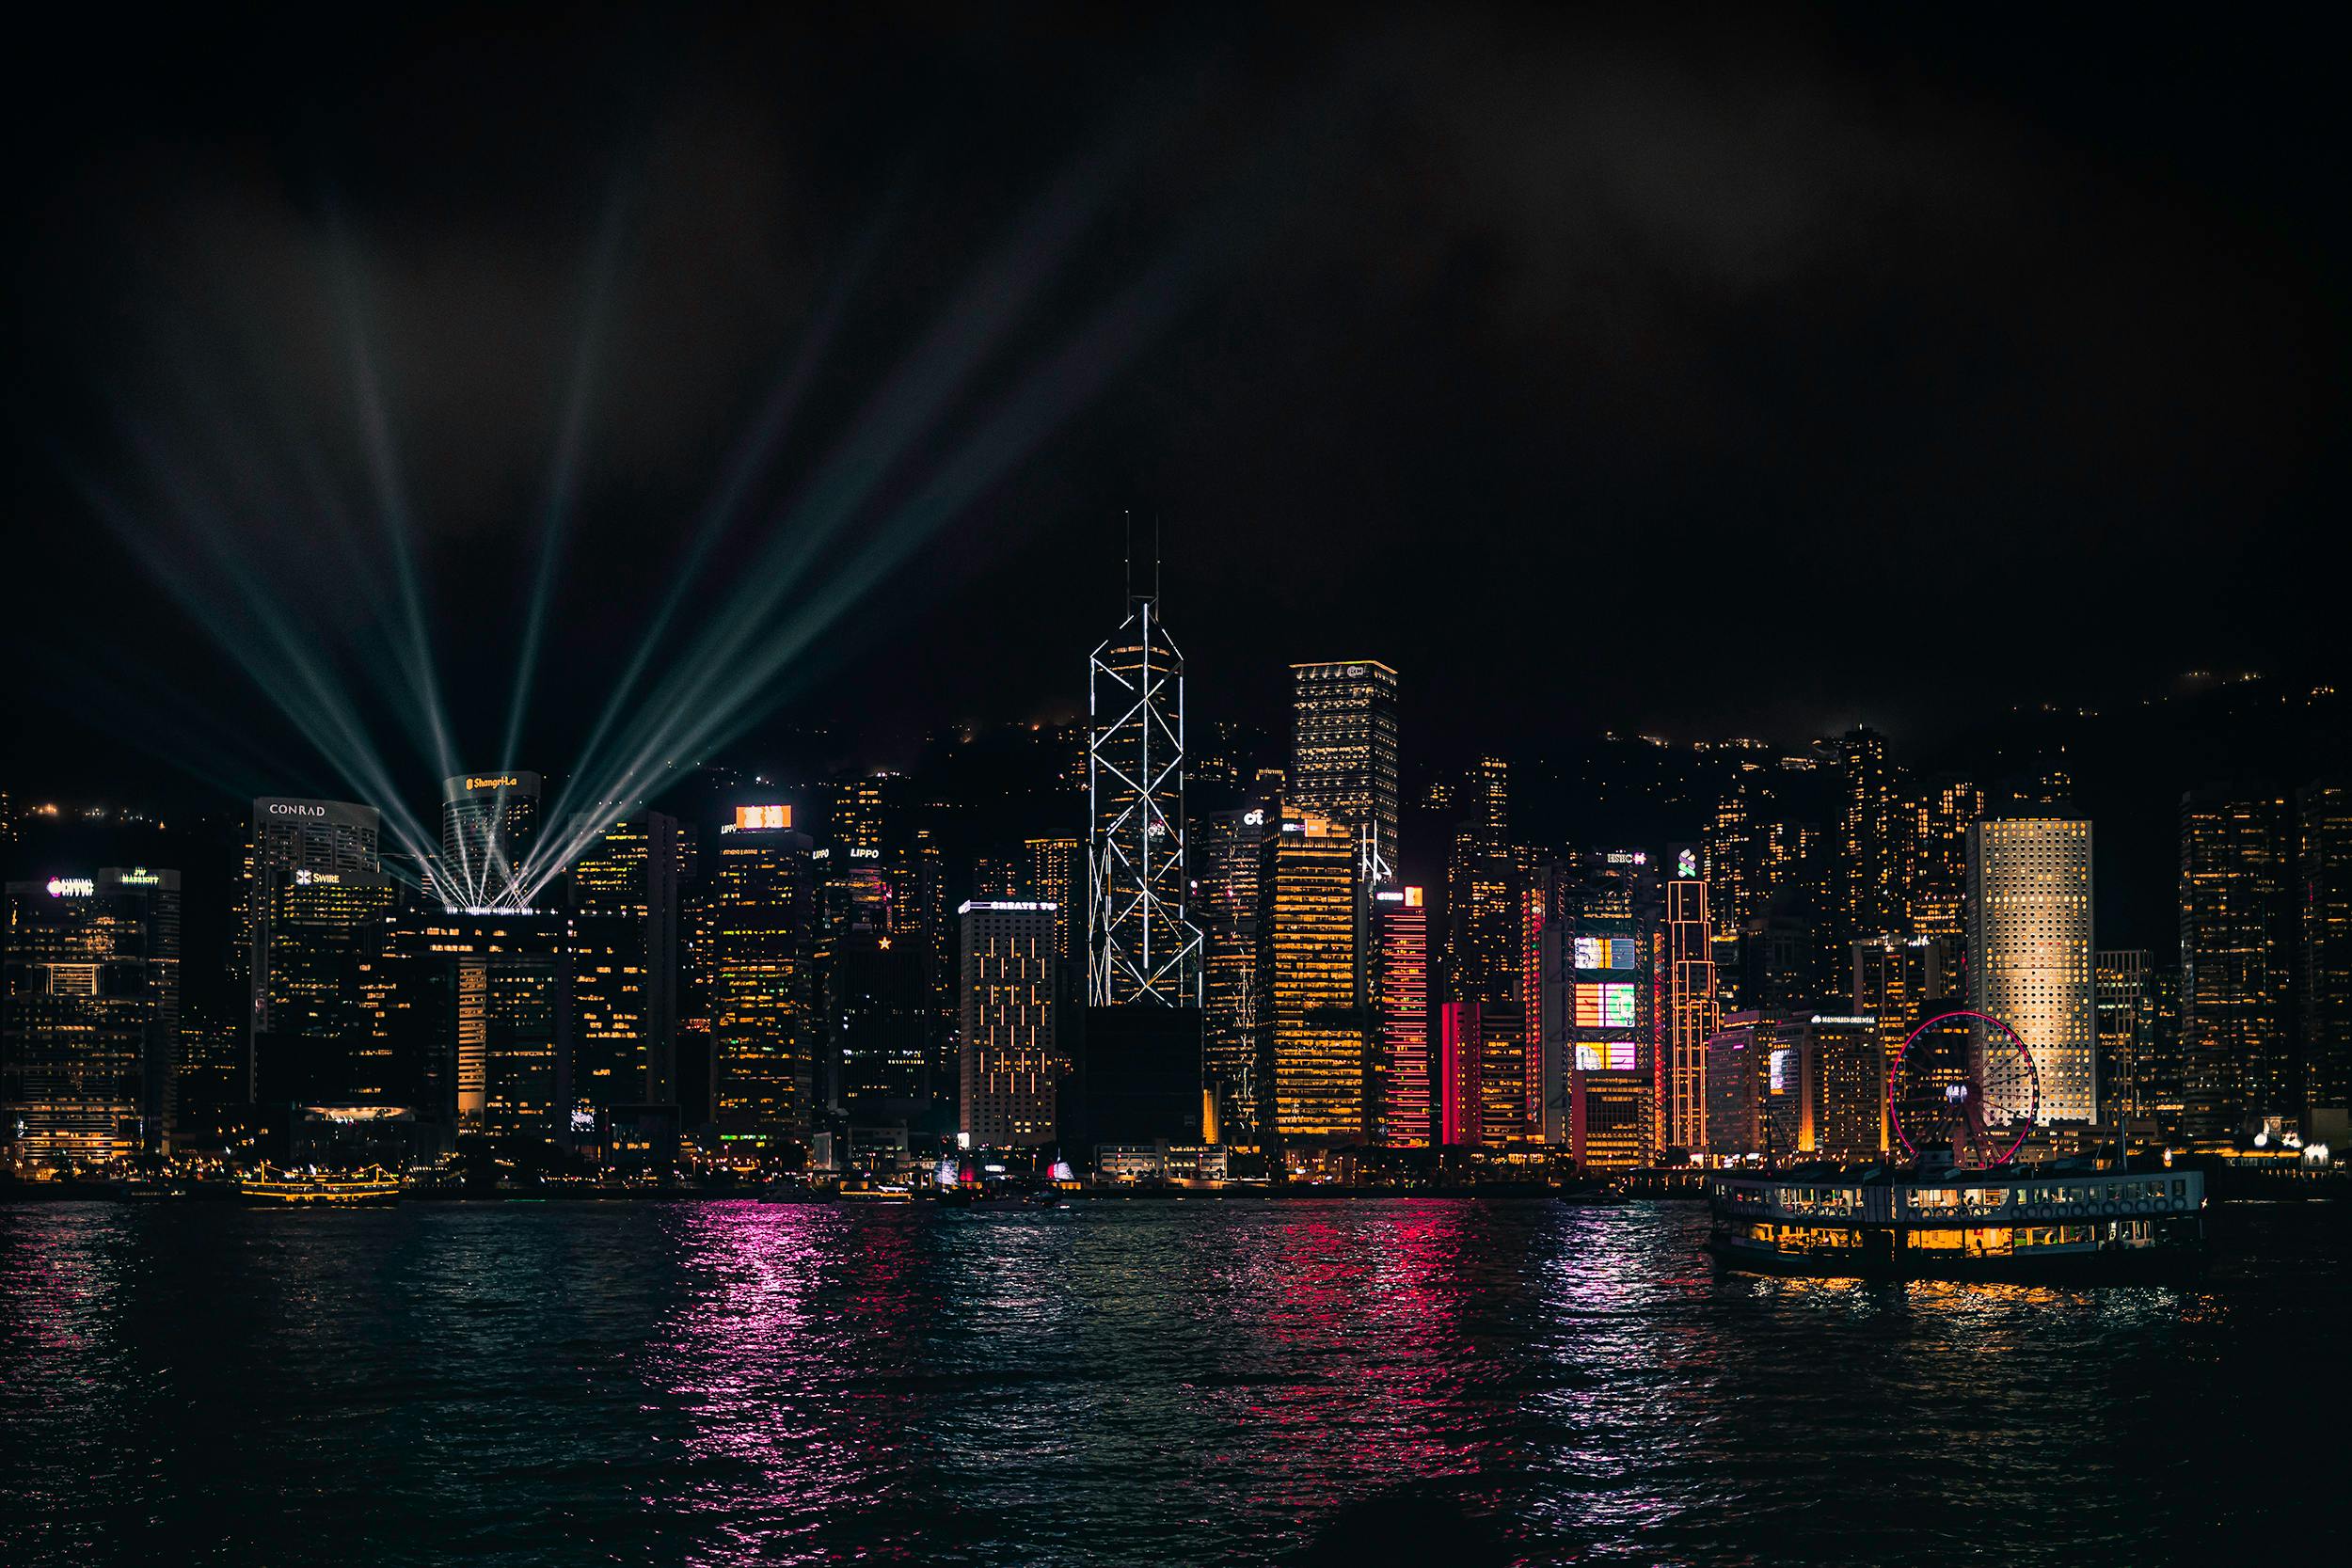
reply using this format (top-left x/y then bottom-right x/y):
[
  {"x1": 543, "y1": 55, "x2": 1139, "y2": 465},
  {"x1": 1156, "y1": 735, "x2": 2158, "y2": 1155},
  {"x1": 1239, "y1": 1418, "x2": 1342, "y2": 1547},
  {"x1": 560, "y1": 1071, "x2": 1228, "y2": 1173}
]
[{"x1": 1122, "y1": 507, "x2": 1162, "y2": 612}]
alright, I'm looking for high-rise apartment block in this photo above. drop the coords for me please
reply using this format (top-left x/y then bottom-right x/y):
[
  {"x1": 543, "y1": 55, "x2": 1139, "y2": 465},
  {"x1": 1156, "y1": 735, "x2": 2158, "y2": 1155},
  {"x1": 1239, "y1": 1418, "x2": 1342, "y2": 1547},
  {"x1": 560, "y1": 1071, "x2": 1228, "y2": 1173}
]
[
  {"x1": 2179, "y1": 791, "x2": 2294, "y2": 1145},
  {"x1": 1906, "y1": 776, "x2": 1984, "y2": 940},
  {"x1": 1836, "y1": 729, "x2": 1902, "y2": 949}
]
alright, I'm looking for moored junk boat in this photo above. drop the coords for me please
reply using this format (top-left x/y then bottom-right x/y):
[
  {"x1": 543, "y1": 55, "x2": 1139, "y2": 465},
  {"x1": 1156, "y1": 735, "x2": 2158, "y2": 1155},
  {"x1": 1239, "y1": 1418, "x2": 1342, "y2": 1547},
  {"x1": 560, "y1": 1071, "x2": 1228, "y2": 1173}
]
[
  {"x1": 1706, "y1": 1161, "x2": 2206, "y2": 1281},
  {"x1": 234, "y1": 1166, "x2": 405, "y2": 1207}
]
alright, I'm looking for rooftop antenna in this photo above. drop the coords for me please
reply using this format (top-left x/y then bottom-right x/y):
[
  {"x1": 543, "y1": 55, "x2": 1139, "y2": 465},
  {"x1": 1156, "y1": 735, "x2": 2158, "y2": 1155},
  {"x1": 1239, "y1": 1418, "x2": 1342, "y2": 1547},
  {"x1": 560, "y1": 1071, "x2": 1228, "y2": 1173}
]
[
  {"x1": 1123, "y1": 508, "x2": 1135, "y2": 611},
  {"x1": 1152, "y1": 512, "x2": 1162, "y2": 604}
]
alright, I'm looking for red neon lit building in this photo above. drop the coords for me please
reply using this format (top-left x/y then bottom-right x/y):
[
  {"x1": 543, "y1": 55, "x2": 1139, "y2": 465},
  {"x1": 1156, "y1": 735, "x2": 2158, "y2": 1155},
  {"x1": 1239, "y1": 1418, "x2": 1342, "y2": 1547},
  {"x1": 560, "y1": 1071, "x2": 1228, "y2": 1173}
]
[{"x1": 1374, "y1": 886, "x2": 1431, "y2": 1147}]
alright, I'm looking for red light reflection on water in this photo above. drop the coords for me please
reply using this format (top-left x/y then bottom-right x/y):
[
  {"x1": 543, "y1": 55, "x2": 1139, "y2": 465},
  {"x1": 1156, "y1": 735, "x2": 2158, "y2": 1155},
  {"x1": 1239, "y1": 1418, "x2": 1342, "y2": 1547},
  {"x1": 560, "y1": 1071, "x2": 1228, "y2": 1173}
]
[{"x1": 1193, "y1": 1201, "x2": 1499, "y2": 1514}]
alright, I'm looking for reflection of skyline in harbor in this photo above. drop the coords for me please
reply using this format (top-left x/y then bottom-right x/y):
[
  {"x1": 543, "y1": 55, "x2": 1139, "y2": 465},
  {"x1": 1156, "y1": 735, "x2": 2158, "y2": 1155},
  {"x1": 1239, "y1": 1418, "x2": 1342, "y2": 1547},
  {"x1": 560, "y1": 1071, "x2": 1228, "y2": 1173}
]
[{"x1": 0, "y1": 1200, "x2": 2340, "y2": 1565}]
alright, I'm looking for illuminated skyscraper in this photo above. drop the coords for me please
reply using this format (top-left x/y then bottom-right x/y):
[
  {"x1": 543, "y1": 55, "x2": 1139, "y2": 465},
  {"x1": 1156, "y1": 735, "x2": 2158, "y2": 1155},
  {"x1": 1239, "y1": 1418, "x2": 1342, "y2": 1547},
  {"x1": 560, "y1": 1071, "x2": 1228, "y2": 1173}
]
[
  {"x1": 1851, "y1": 934, "x2": 1954, "y2": 1031},
  {"x1": 252, "y1": 870, "x2": 400, "y2": 1108},
  {"x1": 2095, "y1": 949, "x2": 2153, "y2": 1127},
  {"x1": 1372, "y1": 886, "x2": 1430, "y2": 1147},
  {"x1": 1703, "y1": 1011, "x2": 1804, "y2": 1160},
  {"x1": 1796, "y1": 1013, "x2": 1885, "y2": 1161},
  {"x1": 1836, "y1": 729, "x2": 1900, "y2": 948},
  {"x1": 1568, "y1": 1069, "x2": 1651, "y2": 1174},
  {"x1": 1289, "y1": 660, "x2": 1401, "y2": 888},
  {"x1": 3, "y1": 868, "x2": 182, "y2": 1164},
  {"x1": 1443, "y1": 766, "x2": 1521, "y2": 1006},
  {"x1": 1539, "y1": 916, "x2": 1648, "y2": 1145},
  {"x1": 365, "y1": 909, "x2": 568, "y2": 1139},
  {"x1": 255, "y1": 796, "x2": 382, "y2": 879},
  {"x1": 959, "y1": 900, "x2": 1058, "y2": 1147},
  {"x1": 1704, "y1": 784, "x2": 1756, "y2": 931},
  {"x1": 973, "y1": 856, "x2": 1025, "y2": 901},
  {"x1": 1851, "y1": 933, "x2": 1955, "y2": 1113},
  {"x1": 2298, "y1": 784, "x2": 2352, "y2": 1144},
  {"x1": 707, "y1": 813, "x2": 816, "y2": 1145},
  {"x1": 438, "y1": 770, "x2": 541, "y2": 909},
  {"x1": 1195, "y1": 804, "x2": 1271, "y2": 1137},
  {"x1": 2179, "y1": 791, "x2": 2293, "y2": 1144},
  {"x1": 1088, "y1": 575, "x2": 1201, "y2": 1005},
  {"x1": 1659, "y1": 860, "x2": 1719, "y2": 1153},
  {"x1": 567, "y1": 810, "x2": 683, "y2": 1108},
  {"x1": 1439, "y1": 1001, "x2": 1481, "y2": 1147},
  {"x1": 1025, "y1": 835, "x2": 1080, "y2": 962},
  {"x1": 1968, "y1": 817, "x2": 2096, "y2": 1124},
  {"x1": 1905, "y1": 776, "x2": 1984, "y2": 940},
  {"x1": 1255, "y1": 809, "x2": 1364, "y2": 1152},
  {"x1": 247, "y1": 799, "x2": 394, "y2": 1109},
  {"x1": 1441, "y1": 762, "x2": 1538, "y2": 1144}
]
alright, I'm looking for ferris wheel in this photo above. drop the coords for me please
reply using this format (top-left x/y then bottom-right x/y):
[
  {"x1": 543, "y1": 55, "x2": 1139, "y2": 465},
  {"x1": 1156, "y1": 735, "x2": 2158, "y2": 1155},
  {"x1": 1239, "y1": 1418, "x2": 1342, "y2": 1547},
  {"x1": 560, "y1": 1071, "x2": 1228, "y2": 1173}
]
[{"x1": 1887, "y1": 1009, "x2": 2040, "y2": 1167}]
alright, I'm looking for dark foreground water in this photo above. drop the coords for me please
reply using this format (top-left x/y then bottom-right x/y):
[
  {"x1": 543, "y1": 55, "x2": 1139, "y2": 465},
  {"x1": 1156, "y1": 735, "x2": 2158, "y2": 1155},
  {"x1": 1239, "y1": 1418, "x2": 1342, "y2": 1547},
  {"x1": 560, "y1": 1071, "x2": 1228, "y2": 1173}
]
[{"x1": 3, "y1": 1197, "x2": 2344, "y2": 1566}]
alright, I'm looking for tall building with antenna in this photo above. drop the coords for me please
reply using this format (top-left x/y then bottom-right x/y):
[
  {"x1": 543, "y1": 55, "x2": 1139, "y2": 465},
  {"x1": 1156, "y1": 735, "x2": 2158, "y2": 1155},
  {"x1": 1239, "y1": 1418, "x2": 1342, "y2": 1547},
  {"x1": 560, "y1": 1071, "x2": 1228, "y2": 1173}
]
[{"x1": 1088, "y1": 525, "x2": 1203, "y2": 1006}]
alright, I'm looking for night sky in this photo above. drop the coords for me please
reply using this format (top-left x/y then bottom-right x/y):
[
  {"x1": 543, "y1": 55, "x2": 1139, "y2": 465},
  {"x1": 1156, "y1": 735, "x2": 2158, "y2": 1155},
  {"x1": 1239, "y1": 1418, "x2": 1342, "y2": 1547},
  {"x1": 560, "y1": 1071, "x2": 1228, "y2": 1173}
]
[{"x1": 6, "y1": 4, "x2": 2344, "y2": 801}]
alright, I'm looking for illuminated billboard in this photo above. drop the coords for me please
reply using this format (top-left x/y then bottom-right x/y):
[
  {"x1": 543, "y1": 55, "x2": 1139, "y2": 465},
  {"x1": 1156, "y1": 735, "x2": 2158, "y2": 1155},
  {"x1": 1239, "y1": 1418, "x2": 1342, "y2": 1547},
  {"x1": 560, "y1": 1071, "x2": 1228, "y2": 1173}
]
[
  {"x1": 1579, "y1": 1039, "x2": 1639, "y2": 1071},
  {"x1": 1574, "y1": 982, "x2": 1638, "y2": 1029},
  {"x1": 1573, "y1": 936, "x2": 1638, "y2": 971},
  {"x1": 732, "y1": 804, "x2": 792, "y2": 832}
]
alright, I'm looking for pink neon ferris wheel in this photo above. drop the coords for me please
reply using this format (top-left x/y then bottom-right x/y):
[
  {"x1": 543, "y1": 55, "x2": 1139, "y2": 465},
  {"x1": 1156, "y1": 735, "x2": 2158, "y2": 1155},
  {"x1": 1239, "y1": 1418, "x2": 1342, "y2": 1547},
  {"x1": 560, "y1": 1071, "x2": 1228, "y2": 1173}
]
[{"x1": 1886, "y1": 1009, "x2": 2040, "y2": 1167}]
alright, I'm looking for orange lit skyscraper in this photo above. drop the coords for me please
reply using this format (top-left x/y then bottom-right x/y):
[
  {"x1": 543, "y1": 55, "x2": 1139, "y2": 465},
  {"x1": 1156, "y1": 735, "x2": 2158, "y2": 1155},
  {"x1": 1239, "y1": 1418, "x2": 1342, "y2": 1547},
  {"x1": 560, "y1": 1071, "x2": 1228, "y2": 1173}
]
[
  {"x1": 708, "y1": 813, "x2": 816, "y2": 1143},
  {"x1": 1659, "y1": 852, "x2": 1719, "y2": 1154},
  {"x1": 1255, "y1": 809, "x2": 1364, "y2": 1152}
]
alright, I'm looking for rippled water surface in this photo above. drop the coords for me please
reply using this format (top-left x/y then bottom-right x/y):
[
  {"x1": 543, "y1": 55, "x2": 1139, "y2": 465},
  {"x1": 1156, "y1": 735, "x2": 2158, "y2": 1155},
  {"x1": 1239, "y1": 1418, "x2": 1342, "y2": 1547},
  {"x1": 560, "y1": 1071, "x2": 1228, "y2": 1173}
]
[{"x1": 2, "y1": 1197, "x2": 2344, "y2": 1565}]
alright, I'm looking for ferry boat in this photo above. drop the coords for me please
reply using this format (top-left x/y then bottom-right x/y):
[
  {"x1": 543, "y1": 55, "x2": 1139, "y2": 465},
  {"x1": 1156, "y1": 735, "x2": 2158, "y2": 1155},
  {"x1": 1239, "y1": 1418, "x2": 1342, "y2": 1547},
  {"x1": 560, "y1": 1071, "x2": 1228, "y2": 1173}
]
[
  {"x1": 234, "y1": 1166, "x2": 405, "y2": 1208},
  {"x1": 1706, "y1": 1162, "x2": 2206, "y2": 1282},
  {"x1": 833, "y1": 1181, "x2": 914, "y2": 1205}
]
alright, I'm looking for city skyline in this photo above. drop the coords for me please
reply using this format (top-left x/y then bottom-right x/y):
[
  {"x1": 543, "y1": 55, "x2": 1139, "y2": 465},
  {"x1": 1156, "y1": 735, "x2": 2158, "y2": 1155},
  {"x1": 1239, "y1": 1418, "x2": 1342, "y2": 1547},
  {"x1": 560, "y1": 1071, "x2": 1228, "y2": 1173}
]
[{"x1": 3, "y1": 11, "x2": 2346, "y2": 1563}]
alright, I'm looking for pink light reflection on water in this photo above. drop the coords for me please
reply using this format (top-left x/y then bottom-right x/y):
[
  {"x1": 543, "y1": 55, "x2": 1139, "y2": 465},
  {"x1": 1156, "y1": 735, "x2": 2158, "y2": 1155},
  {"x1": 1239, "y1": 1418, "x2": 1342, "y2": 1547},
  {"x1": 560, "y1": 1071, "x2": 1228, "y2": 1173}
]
[
  {"x1": 640, "y1": 1202, "x2": 933, "y2": 1565},
  {"x1": 1190, "y1": 1200, "x2": 1500, "y2": 1518}
]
